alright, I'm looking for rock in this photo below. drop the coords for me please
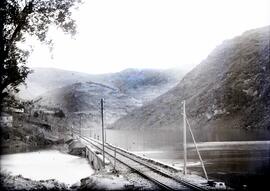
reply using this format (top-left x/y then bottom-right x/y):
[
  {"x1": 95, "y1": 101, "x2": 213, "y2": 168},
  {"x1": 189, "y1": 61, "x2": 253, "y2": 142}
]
[
  {"x1": 68, "y1": 140, "x2": 86, "y2": 156},
  {"x1": 0, "y1": 173, "x2": 68, "y2": 191},
  {"x1": 65, "y1": 136, "x2": 74, "y2": 144},
  {"x1": 80, "y1": 173, "x2": 133, "y2": 190}
]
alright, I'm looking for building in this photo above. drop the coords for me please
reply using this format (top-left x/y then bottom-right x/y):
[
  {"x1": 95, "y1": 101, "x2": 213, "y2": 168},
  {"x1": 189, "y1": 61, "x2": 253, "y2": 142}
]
[{"x1": 0, "y1": 113, "x2": 13, "y2": 128}]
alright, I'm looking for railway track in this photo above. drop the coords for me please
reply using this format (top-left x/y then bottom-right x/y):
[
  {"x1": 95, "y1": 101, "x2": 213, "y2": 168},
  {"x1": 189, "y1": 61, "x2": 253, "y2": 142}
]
[{"x1": 73, "y1": 132, "x2": 208, "y2": 191}]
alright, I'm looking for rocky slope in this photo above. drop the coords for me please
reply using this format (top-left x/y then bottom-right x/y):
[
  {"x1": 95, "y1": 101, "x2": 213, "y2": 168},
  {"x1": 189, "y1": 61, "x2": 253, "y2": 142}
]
[
  {"x1": 19, "y1": 68, "x2": 184, "y2": 103},
  {"x1": 25, "y1": 68, "x2": 184, "y2": 128},
  {"x1": 111, "y1": 26, "x2": 270, "y2": 137},
  {"x1": 36, "y1": 81, "x2": 142, "y2": 127},
  {"x1": 106, "y1": 68, "x2": 184, "y2": 102},
  {"x1": 18, "y1": 68, "x2": 97, "y2": 99}
]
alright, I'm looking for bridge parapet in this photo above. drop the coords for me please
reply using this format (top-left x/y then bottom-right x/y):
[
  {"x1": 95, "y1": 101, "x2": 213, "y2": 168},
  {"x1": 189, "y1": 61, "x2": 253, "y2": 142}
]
[{"x1": 85, "y1": 145, "x2": 110, "y2": 170}]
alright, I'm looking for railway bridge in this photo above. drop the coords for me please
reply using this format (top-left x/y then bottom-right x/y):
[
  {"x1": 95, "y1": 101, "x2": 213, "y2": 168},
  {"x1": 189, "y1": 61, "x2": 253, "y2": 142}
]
[{"x1": 72, "y1": 132, "x2": 226, "y2": 191}]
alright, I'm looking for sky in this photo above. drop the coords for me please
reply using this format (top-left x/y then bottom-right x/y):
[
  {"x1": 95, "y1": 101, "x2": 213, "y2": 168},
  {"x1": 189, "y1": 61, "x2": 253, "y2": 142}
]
[{"x1": 27, "y1": 0, "x2": 270, "y2": 74}]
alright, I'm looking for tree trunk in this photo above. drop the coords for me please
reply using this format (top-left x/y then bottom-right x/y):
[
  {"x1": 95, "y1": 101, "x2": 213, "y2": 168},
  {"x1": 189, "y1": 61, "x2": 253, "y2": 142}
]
[{"x1": 0, "y1": 1, "x2": 6, "y2": 114}]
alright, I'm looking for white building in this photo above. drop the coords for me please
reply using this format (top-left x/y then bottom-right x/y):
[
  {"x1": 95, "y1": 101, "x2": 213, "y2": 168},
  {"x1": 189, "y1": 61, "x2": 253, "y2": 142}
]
[{"x1": 0, "y1": 113, "x2": 13, "y2": 128}]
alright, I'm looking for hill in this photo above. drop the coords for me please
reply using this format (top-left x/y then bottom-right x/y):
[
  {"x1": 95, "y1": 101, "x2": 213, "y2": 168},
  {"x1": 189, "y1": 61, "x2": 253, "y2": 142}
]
[
  {"x1": 19, "y1": 68, "x2": 184, "y2": 103},
  {"x1": 18, "y1": 68, "x2": 104, "y2": 99},
  {"x1": 106, "y1": 68, "x2": 184, "y2": 102},
  {"x1": 111, "y1": 26, "x2": 270, "y2": 140},
  {"x1": 36, "y1": 81, "x2": 142, "y2": 127}
]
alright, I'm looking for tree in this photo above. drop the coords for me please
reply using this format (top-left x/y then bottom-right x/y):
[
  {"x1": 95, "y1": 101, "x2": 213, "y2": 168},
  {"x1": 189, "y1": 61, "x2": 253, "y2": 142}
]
[{"x1": 0, "y1": 0, "x2": 80, "y2": 112}]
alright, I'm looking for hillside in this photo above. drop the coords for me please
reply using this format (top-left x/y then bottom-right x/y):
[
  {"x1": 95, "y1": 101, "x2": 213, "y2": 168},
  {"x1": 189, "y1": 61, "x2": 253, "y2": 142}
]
[
  {"x1": 19, "y1": 68, "x2": 184, "y2": 103},
  {"x1": 18, "y1": 68, "x2": 105, "y2": 99},
  {"x1": 36, "y1": 81, "x2": 142, "y2": 127},
  {"x1": 107, "y1": 68, "x2": 184, "y2": 102},
  {"x1": 111, "y1": 26, "x2": 270, "y2": 139}
]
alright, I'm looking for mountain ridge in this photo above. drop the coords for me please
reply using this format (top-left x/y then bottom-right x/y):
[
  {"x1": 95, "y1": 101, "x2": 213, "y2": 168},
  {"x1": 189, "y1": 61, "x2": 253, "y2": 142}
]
[
  {"x1": 110, "y1": 26, "x2": 270, "y2": 136},
  {"x1": 19, "y1": 67, "x2": 184, "y2": 103}
]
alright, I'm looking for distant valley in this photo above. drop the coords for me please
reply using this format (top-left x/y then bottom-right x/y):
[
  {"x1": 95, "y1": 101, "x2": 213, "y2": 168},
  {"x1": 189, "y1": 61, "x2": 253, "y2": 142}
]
[{"x1": 19, "y1": 68, "x2": 184, "y2": 127}]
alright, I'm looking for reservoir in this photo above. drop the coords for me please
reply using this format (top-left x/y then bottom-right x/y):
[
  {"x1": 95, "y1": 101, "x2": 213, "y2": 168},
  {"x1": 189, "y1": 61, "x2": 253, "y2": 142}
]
[
  {"x1": 0, "y1": 150, "x2": 94, "y2": 185},
  {"x1": 89, "y1": 128, "x2": 270, "y2": 190}
]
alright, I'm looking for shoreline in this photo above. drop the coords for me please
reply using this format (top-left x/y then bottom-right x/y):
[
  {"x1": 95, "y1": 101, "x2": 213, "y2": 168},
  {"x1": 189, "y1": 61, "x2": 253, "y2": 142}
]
[{"x1": 0, "y1": 139, "x2": 154, "y2": 190}]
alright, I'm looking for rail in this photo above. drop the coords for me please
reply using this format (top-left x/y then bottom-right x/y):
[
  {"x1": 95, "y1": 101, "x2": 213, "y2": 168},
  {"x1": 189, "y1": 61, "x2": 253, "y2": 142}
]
[{"x1": 73, "y1": 131, "x2": 208, "y2": 191}]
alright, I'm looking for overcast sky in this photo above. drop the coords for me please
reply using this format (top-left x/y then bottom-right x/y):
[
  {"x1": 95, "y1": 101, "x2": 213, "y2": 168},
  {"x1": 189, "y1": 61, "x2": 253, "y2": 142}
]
[{"x1": 27, "y1": 0, "x2": 270, "y2": 74}]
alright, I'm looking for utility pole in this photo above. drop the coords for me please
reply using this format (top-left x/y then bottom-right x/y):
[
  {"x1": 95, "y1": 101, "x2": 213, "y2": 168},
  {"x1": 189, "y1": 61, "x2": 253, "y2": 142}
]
[
  {"x1": 79, "y1": 114, "x2": 82, "y2": 136},
  {"x1": 183, "y1": 100, "x2": 187, "y2": 175},
  {"x1": 101, "y1": 98, "x2": 105, "y2": 166},
  {"x1": 113, "y1": 147, "x2": 116, "y2": 171},
  {"x1": 71, "y1": 124, "x2": 73, "y2": 138}
]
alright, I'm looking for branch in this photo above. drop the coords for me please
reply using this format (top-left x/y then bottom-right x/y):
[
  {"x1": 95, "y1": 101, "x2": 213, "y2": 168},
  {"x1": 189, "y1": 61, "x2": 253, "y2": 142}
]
[{"x1": 4, "y1": 1, "x2": 33, "y2": 56}]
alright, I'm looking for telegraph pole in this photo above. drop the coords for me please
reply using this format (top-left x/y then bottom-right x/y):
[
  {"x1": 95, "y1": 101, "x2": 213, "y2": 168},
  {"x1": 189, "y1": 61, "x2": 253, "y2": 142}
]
[
  {"x1": 101, "y1": 98, "x2": 105, "y2": 166},
  {"x1": 183, "y1": 100, "x2": 187, "y2": 175},
  {"x1": 79, "y1": 114, "x2": 82, "y2": 136},
  {"x1": 71, "y1": 124, "x2": 74, "y2": 138}
]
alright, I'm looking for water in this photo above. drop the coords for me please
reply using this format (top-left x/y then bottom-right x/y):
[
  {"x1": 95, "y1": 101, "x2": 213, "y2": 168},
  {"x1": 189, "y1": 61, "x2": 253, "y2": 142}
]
[
  {"x1": 0, "y1": 150, "x2": 94, "y2": 185},
  {"x1": 84, "y1": 128, "x2": 270, "y2": 151},
  {"x1": 137, "y1": 142, "x2": 270, "y2": 190},
  {"x1": 86, "y1": 128, "x2": 270, "y2": 190}
]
